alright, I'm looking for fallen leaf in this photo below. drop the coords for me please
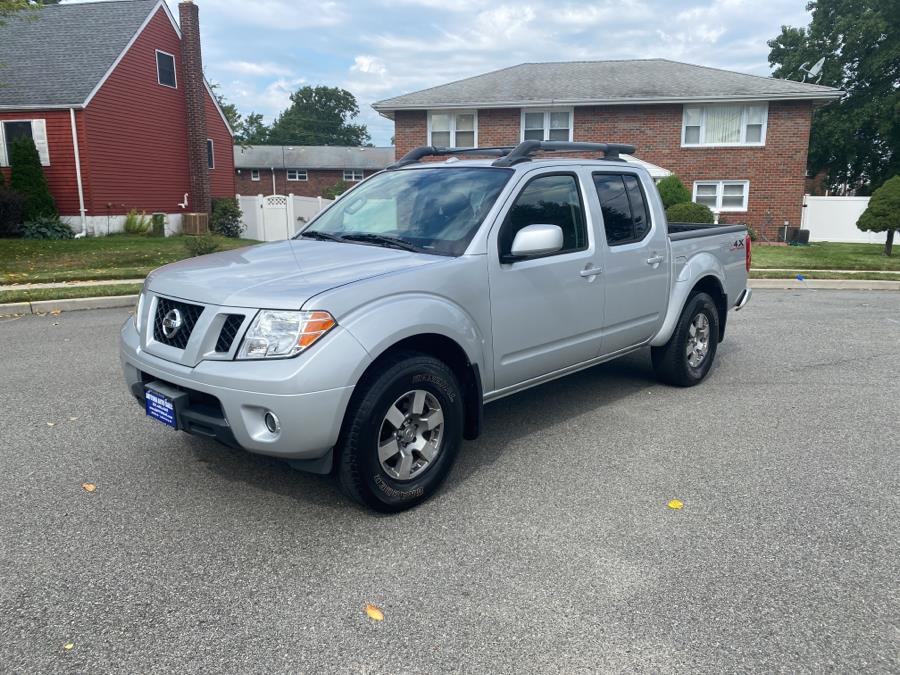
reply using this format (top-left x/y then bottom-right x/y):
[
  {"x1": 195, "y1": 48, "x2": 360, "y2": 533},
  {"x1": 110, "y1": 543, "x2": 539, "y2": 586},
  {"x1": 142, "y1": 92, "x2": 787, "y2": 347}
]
[
  {"x1": 46, "y1": 422, "x2": 55, "y2": 427},
  {"x1": 667, "y1": 499, "x2": 684, "y2": 510},
  {"x1": 81, "y1": 483, "x2": 96, "y2": 493},
  {"x1": 68, "y1": 417, "x2": 78, "y2": 422},
  {"x1": 365, "y1": 603, "x2": 384, "y2": 621},
  {"x1": 50, "y1": 309, "x2": 61, "y2": 316},
  {"x1": 63, "y1": 642, "x2": 74, "y2": 651}
]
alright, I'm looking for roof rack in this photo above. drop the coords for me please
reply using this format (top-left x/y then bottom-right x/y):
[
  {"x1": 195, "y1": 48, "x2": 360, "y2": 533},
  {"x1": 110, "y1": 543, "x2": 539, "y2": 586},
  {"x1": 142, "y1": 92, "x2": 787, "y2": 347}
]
[
  {"x1": 492, "y1": 141, "x2": 636, "y2": 167},
  {"x1": 388, "y1": 146, "x2": 516, "y2": 169}
]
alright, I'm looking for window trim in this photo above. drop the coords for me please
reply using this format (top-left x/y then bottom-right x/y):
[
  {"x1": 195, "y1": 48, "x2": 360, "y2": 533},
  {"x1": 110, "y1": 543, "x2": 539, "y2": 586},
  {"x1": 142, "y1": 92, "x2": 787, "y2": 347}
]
[
  {"x1": 206, "y1": 139, "x2": 214, "y2": 170},
  {"x1": 250, "y1": 169, "x2": 260, "y2": 181},
  {"x1": 592, "y1": 171, "x2": 655, "y2": 247},
  {"x1": 520, "y1": 107, "x2": 575, "y2": 143},
  {"x1": 0, "y1": 119, "x2": 49, "y2": 167},
  {"x1": 498, "y1": 171, "x2": 589, "y2": 264},
  {"x1": 343, "y1": 169, "x2": 364, "y2": 182},
  {"x1": 692, "y1": 179, "x2": 750, "y2": 212},
  {"x1": 681, "y1": 103, "x2": 768, "y2": 148},
  {"x1": 286, "y1": 169, "x2": 308, "y2": 182},
  {"x1": 427, "y1": 110, "x2": 479, "y2": 148},
  {"x1": 155, "y1": 49, "x2": 177, "y2": 89}
]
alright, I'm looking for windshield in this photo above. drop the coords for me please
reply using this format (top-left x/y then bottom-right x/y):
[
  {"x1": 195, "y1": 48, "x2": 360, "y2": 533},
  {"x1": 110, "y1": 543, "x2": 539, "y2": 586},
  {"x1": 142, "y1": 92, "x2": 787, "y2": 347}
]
[{"x1": 299, "y1": 167, "x2": 513, "y2": 256}]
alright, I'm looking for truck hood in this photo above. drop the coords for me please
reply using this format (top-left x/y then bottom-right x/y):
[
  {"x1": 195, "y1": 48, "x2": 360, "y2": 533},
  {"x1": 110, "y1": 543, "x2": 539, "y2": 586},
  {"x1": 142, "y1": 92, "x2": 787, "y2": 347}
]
[{"x1": 145, "y1": 239, "x2": 443, "y2": 309}]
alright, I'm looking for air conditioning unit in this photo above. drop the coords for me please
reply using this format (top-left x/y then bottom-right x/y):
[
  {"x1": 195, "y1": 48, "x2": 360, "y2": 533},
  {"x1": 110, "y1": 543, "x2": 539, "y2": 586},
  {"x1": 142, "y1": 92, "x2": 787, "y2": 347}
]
[{"x1": 182, "y1": 212, "x2": 209, "y2": 235}]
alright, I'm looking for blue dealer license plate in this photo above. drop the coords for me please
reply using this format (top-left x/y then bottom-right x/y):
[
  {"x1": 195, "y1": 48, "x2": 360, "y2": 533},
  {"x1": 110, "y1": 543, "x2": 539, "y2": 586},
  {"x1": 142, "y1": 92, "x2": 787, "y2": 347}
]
[{"x1": 145, "y1": 388, "x2": 177, "y2": 428}]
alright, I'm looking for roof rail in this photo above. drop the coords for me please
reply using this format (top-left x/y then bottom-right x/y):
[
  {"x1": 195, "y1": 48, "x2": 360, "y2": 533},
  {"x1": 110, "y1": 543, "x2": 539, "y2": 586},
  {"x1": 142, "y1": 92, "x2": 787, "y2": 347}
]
[
  {"x1": 491, "y1": 141, "x2": 636, "y2": 167},
  {"x1": 388, "y1": 146, "x2": 516, "y2": 169}
]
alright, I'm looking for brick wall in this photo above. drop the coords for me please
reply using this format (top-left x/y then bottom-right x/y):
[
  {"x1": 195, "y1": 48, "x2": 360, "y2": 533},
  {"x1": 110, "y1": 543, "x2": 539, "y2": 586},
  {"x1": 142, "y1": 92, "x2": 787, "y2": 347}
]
[
  {"x1": 393, "y1": 101, "x2": 813, "y2": 239},
  {"x1": 234, "y1": 168, "x2": 373, "y2": 197},
  {"x1": 179, "y1": 0, "x2": 210, "y2": 214}
]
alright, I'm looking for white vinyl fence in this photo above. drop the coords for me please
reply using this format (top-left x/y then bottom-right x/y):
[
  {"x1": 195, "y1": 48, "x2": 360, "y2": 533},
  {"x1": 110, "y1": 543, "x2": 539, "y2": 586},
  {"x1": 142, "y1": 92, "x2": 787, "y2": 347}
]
[
  {"x1": 237, "y1": 194, "x2": 334, "y2": 241},
  {"x1": 800, "y1": 195, "x2": 886, "y2": 244}
]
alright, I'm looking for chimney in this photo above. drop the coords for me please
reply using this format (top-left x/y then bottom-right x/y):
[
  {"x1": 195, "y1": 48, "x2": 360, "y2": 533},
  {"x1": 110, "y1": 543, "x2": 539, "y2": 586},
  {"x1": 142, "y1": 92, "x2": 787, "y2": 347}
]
[{"x1": 179, "y1": 0, "x2": 210, "y2": 215}]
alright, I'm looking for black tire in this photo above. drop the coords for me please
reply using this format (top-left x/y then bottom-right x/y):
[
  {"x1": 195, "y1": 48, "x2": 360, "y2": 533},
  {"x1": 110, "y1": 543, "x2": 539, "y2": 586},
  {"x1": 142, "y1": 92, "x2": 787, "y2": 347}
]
[
  {"x1": 651, "y1": 292, "x2": 720, "y2": 387},
  {"x1": 337, "y1": 351, "x2": 464, "y2": 512}
]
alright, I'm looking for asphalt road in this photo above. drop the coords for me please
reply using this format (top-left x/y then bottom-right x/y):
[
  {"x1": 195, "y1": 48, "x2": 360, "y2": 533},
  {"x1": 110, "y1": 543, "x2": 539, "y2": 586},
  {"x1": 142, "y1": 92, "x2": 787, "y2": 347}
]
[{"x1": 1, "y1": 290, "x2": 898, "y2": 674}]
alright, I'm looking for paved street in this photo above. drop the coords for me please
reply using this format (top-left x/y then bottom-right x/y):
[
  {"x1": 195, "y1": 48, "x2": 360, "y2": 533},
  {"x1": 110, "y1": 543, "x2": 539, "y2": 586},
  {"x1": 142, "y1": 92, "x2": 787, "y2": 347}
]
[{"x1": 1, "y1": 290, "x2": 897, "y2": 674}]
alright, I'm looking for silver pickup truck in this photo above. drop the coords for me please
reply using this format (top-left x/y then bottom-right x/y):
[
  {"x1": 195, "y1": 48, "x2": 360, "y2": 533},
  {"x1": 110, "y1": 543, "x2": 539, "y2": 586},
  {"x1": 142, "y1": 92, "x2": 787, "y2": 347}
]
[{"x1": 121, "y1": 141, "x2": 751, "y2": 511}]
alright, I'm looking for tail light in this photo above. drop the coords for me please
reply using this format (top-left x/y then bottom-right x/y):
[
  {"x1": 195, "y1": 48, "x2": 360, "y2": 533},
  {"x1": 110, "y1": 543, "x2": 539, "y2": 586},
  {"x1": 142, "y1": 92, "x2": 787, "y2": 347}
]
[{"x1": 745, "y1": 234, "x2": 752, "y2": 272}]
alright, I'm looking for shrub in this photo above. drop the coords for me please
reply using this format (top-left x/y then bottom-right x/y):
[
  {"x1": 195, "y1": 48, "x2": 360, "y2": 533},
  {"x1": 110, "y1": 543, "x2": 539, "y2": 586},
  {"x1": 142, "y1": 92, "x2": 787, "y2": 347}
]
[
  {"x1": 150, "y1": 213, "x2": 166, "y2": 237},
  {"x1": 857, "y1": 175, "x2": 900, "y2": 256},
  {"x1": 10, "y1": 137, "x2": 57, "y2": 221},
  {"x1": 323, "y1": 180, "x2": 351, "y2": 200},
  {"x1": 210, "y1": 197, "x2": 244, "y2": 238},
  {"x1": 22, "y1": 216, "x2": 74, "y2": 240},
  {"x1": 746, "y1": 226, "x2": 758, "y2": 242},
  {"x1": 184, "y1": 234, "x2": 220, "y2": 257},
  {"x1": 0, "y1": 186, "x2": 25, "y2": 237},
  {"x1": 656, "y1": 175, "x2": 692, "y2": 209},
  {"x1": 123, "y1": 209, "x2": 150, "y2": 235},
  {"x1": 666, "y1": 201, "x2": 715, "y2": 224}
]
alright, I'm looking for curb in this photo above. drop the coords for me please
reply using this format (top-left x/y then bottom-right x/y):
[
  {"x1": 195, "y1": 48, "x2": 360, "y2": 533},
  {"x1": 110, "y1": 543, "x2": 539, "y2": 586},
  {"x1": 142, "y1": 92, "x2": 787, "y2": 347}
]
[
  {"x1": 0, "y1": 294, "x2": 138, "y2": 317},
  {"x1": 750, "y1": 279, "x2": 900, "y2": 290}
]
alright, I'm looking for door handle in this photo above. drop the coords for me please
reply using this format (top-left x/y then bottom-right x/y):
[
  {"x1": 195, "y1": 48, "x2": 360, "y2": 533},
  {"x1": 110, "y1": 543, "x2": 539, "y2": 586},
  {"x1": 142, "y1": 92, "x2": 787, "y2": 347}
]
[
  {"x1": 580, "y1": 264, "x2": 602, "y2": 278},
  {"x1": 646, "y1": 255, "x2": 664, "y2": 265}
]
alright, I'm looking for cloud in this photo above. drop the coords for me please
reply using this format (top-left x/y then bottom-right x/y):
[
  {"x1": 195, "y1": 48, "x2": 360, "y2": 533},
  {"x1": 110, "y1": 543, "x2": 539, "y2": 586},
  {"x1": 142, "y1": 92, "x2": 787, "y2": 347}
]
[{"x1": 221, "y1": 61, "x2": 293, "y2": 77}]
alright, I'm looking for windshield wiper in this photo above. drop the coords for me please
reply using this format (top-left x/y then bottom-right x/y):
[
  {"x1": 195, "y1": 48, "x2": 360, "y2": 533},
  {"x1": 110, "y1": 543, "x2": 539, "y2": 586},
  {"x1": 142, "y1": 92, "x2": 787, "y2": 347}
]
[
  {"x1": 299, "y1": 230, "x2": 344, "y2": 243},
  {"x1": 340, "y1": 233, "x2": 423, "y2": 252}
]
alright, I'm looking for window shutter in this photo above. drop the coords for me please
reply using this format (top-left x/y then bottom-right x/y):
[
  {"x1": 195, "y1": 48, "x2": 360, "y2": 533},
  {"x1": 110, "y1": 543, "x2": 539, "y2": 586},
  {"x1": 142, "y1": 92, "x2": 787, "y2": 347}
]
[
  {"x1": 30, "y1": 119, "x2": 50, "y2": 166},
  {"x1": 0, "y1": 124, "x2": 6, "y2": 167}
]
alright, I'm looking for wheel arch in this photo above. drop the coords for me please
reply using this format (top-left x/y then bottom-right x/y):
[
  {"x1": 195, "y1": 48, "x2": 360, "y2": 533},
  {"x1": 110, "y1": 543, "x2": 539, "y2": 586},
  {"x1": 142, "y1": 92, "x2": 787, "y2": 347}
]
[
  {"x1": 651, "y1": 268, "x2": 728, "y2": 347},
  {"x1": 351, "y1": 333, "x2": 484, "y2": 442}
]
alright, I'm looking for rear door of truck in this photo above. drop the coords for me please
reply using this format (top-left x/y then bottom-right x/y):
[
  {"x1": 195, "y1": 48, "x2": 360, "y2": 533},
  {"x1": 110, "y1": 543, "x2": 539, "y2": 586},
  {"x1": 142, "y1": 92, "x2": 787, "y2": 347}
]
[{"x1": 591, "y1": 167, "x2": 670, "y2": 354}]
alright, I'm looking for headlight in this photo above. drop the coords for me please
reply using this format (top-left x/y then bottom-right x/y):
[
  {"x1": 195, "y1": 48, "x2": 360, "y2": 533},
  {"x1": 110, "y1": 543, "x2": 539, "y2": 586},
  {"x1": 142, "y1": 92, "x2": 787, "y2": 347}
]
[
  {"x1": 236, "y1": 310, "x2": 336, "y2": 359},
  {"x1": 133, "y1": 288, "x2": 146, "y2": 332}
]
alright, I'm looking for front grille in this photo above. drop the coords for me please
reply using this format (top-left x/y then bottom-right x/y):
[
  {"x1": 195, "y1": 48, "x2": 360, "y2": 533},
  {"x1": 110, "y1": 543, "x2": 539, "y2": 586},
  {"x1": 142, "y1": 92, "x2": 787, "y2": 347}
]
[
  {"x1": 153, "y1": 297, "x2": 204, "y2": 349},
  {"x1": 215, "y1": 314, "x2": 245, "y2": 353}
]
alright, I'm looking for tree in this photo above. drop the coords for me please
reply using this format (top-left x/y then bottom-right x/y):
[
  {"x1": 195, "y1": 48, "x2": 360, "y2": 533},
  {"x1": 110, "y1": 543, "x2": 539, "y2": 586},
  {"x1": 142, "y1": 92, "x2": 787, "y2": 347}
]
[
  {"x1": 10, "y1": 137, "x2": 56, "y2": 221},
  {"x1": 768, "y1": 0, "x2": 899, "y2": 193},
  {"x1": 656, "y1": 175, "x2": 692, "y2": 208},
  {"x1": 857, "y1": 175, "x2": 900, "y2": 256},
  {"x1": 267, "y1": 86, "x2": 370, "y2": 146},
  {"x1": 240, "y1": 112, "x2": 269, "y2": 145}
]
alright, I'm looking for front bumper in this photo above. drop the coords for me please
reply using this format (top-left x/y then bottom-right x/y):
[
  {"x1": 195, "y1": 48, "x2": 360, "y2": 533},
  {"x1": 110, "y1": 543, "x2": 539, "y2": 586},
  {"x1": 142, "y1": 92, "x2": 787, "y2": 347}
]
[{"x1": 120, "y1": 317, "x2": 368, "y2": 465}]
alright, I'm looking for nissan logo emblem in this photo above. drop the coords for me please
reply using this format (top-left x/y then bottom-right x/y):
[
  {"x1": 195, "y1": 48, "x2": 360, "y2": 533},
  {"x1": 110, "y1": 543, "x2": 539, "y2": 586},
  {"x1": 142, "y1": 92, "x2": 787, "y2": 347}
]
[{"x1": 161, "y1": 308, "x2": 183, "y2": 338}]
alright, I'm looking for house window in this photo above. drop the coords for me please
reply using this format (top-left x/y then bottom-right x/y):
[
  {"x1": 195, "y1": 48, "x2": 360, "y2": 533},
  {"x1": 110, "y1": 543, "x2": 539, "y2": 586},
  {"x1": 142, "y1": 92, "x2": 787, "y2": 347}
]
[
  {"x1": 156, "y1": 50, "x2": 177, "y2": 88},
  {"x1": 521, "y1": 109, "x2": 573, "y2": 142},
  {"x1": 682, "y1": 104, "x2": 767, "y2": 146},
  {"x1": 287, "y1": 169, "x2": 308, "y2": 181},
  {"x1": 693, "y1": 180, "x2": 749, "y2": 211},
  {"x1": 250, "y1": 169, "x2": 260, "y2": 181},
  {"x1": 593, "y1": 173, "x2": 652, "y2": 246},
  {"x1": 206, "y1": 139, "x2": 214, "y2": 169},
  {"x1": 343, "y1": 169, "x2": 364, "y2": 182},
  {"x1": 0, "y1": 119, "x2": 50, "y2": 167},
  {"x1": 428, "y1": 111, "x2": 476, "y2": 148}
]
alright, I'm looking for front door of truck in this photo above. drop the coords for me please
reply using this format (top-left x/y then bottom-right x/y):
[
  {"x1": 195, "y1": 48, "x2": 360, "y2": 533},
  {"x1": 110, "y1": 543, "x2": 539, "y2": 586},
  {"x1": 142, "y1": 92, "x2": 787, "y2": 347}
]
[
  {"x1": 592, "y1": 171, "x2": 669, "y2": 354},
  {"x1": 487, "y1": 170, "x2": 605, "y2": 392}
]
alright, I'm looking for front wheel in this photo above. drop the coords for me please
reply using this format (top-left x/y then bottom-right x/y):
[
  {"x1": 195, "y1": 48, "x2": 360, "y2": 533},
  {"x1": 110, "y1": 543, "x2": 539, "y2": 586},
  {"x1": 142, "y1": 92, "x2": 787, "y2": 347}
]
[
  {"x1": 337, "y1": 351, "x2": 464, "y2": 512},
  {"x1": 652, "y1": 292, "x2": 720, "y2": 387}
]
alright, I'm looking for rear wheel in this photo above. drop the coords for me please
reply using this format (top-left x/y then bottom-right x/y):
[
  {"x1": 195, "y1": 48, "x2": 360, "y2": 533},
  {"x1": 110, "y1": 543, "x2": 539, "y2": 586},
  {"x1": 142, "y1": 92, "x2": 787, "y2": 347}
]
[
  {"x1": 652, "y1": 292, "x2": 720, "y2": 387},
  {"x1": 337, "y1": 351, "x2": 463, "y2": 512}
]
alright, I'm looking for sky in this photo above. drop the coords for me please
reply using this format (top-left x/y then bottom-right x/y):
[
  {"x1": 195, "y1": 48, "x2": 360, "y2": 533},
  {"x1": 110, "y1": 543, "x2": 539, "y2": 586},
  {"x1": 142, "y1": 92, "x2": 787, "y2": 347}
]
[{"x1": 161, "y1": 0, "x2": 813, "y2": 145}]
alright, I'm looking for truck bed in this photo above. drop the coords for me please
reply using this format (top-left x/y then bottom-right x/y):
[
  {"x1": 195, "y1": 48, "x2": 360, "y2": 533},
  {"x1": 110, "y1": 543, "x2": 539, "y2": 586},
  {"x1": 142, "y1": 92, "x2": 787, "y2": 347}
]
[{"x1": 667, "y1": 222, "x2": 747, "y2": 240}]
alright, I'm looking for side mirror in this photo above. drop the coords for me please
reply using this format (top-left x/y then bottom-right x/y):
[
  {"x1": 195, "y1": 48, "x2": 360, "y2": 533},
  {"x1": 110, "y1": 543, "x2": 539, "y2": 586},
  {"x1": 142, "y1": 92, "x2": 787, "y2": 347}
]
[{"x1": 506, "y1": 224, "x2": 564, "y2": 261}]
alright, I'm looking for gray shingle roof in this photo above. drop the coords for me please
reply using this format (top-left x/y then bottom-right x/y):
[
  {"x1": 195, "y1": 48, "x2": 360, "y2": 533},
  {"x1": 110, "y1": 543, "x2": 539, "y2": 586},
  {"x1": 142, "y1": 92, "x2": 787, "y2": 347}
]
[
  {"x1": 0, "y1": 0, "x2": 159, "y2": 108},
  {"x1": 373, "y1": 59, "x2": 842, "y2": 112},
  {"x1": 234, "y1": 145, "x2": 395, "y2": 170}
]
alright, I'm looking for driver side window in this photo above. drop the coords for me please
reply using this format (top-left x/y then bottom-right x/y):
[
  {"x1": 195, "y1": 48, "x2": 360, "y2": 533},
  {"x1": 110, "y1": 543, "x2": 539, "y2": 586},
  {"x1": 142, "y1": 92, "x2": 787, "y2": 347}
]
[{"x1": 498, "y1": 174, "x2": 586, "y2": 258}]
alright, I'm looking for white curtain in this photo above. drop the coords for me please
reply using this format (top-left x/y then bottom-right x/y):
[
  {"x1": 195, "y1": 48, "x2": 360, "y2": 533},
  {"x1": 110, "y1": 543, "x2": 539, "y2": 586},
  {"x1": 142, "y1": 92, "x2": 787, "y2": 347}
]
[{"x1": 704, "y1": 105, "x2": 742, "y2": 144}]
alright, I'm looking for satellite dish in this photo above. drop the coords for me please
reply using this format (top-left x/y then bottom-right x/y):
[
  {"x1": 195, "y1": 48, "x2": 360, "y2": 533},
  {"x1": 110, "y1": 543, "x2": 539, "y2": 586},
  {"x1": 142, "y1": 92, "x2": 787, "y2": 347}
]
[{"x1": 798, "y1": 57, "x2": 825, "y2": 84}]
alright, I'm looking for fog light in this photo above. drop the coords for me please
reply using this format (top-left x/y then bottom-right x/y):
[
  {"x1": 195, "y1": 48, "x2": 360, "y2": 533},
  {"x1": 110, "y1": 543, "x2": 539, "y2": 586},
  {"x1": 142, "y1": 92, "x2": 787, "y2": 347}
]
[{"x1": 264, "y1": 411, "x2": 280, "y2": 434}]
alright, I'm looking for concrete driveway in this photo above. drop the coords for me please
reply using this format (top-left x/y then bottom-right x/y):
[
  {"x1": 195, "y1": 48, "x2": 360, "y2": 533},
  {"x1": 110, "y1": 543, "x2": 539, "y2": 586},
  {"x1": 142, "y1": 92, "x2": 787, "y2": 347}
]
[{"x1": 0, "y1": 290, "x2": 897, "y2": 673}]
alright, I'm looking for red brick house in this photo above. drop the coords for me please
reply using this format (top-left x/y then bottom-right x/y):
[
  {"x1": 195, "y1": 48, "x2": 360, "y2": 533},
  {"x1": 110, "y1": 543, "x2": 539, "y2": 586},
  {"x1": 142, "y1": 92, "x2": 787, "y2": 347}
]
[
  {"x1": 374, "y1": 60, "x2": 842, "y2": 238},
  {"x1": 0, "y1": 0, "x2": 234, "y2": 235},
  {"x1": 234, "y1": 145, "x2": 394, "y2": 198}
]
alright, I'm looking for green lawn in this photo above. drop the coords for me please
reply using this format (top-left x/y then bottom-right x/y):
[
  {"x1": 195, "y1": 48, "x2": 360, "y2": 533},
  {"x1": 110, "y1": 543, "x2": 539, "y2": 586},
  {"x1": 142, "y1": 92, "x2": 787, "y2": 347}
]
[
  {"x1": 0, "y1": 235, "x2": 260, "y2": 284},
  {"x1": 751, "y1": 242, "x2": 899, "y2": 271},
  {"x1": 0, "y1": 283, "x2": 144, "y2": 305}
]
